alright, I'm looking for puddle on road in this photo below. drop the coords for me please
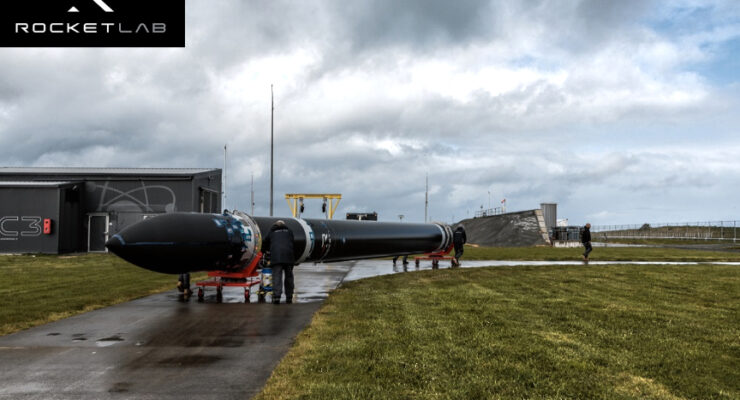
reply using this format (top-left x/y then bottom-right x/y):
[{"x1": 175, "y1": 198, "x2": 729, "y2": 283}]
[
  {"x1": 72, "y1": 333, "x2": 87, "y2": 342},
  {"x1": 96, "y1": 335, "x2": 124, "y2": 347}
]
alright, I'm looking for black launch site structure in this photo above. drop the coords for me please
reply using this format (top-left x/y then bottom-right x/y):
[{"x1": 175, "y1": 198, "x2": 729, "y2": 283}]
[
  {"x1": 346, "y1": 212, "x2": 378, "y2": 221},
  {"x1": 0, "y1": 167, "x2": 222, "y2": 254}
]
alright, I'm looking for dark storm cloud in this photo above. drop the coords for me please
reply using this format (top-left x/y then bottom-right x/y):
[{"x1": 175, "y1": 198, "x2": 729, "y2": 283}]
[
  {"x1": 332, "y1": 0, "x2": 493, "y2": 50},
  {"x1": 568, "y1": 0, "x2": 655, "y2": 50}
]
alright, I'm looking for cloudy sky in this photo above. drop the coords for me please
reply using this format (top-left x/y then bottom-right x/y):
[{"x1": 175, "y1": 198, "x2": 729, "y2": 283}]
[{"x1": 1, "y1": 0, "x2": 739, "y2": 225}]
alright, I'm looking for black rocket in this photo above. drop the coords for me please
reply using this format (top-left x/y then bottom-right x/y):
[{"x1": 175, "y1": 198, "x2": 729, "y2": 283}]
[{"x1": 106, "y1": 210, "x2": 453, "y2": 274}]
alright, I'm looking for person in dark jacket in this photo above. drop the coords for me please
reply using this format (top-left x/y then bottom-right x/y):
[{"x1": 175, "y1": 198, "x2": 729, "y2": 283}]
[
  {"x1": 582, "y1": 223, "x2": 592, "y2": 263},
  {"x1": 453, "y1": 226, "x2": 467, "y2": 266},
  {"x1": 263, "y1": 220, "x2": 295, "y2": 304}
]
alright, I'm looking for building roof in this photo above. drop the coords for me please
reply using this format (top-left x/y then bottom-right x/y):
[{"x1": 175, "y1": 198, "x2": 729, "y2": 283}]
[
  {"x1": 0, "y1": 167, "x2": 219, "y2": 177},
  {"x1": 0, "y1": 181, "x2": 81, "y2": 188}
]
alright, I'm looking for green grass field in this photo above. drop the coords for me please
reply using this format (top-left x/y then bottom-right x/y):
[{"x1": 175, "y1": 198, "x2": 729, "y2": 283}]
[
  {"x1": 0, "y1": 254, "x2": 199, "y2": 336},
  {"x1": 257, "y1": 265, "x2": 740, "y2": 400},
  {"x1": 447, "y1": 245, "x2": 740, "y2": 262}
]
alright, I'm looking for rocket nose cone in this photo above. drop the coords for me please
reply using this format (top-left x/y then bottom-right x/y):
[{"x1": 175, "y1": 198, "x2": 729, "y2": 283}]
[
  {"x1": 105, "y1": 234, "x2": 124, "y2": 255},
  {"x1": 104, "y1": 213, "x2": 240, "y2": 274}
]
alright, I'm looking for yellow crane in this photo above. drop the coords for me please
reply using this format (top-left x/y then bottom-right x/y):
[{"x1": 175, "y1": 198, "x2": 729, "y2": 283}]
[{"x1": 285, "y1": 194, "x2": 342, "y2": 219}]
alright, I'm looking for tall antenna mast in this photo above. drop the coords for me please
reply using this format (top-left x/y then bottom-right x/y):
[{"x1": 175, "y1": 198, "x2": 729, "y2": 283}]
[
  {"x1": 251, "y1": 173, "x2": 255, "y2": 215},
  {"x1": 425, "y1": 173, "x2": 428, "y2": 223},
  {"x1": 223, "y1": 144, "x2": 227, "y2": 211},
  {"x1": 269, "y1": 84, "x2": 274, "y2": 216}
]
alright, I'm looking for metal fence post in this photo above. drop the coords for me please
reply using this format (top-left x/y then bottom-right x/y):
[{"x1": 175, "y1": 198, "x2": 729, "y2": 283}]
[
  {"x1": 707, "y1": 222, "x2": 710, "y2": 240},
  {"x1": 735, "y1": 220, "x2": 737, "y2": 244}
]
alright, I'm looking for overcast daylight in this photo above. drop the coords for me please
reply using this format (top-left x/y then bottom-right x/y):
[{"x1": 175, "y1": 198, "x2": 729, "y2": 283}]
[{"x1": 1, "y1": 0, "x2": 739, "y2": 225}]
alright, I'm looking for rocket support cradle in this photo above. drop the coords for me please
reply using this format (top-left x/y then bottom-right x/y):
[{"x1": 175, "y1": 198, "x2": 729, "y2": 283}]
[{"x1": 106, "y1": 211, "x2": 453, "y2": 274}]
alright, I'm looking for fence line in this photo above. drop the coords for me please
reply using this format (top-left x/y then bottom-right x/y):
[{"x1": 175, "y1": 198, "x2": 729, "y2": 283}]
[
  {"x1": 475, "y1": 207, "x2": 504, "y2": 218},
  {"x1": 591, "y1": 220, "x2": 738, "y2": 243}
]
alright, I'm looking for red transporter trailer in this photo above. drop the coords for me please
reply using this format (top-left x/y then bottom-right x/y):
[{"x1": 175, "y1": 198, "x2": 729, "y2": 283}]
[
  {"x1": 195, "y1": 253, "x2": 263, "y2": 303},
  {"x1": 414, "y1": 244, "x2": 456, "y2": 268}
]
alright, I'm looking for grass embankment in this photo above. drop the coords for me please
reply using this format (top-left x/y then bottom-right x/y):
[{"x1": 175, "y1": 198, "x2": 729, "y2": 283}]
[
  {"x1": 0, "y1": 254, "x2": 200, "y2": 336},
  {"x1": 455, "y1": 245, "x2": 740, "y2": 262},
  {"x1": 257, "y1": 265, "x2": 740, "y2": 400}
]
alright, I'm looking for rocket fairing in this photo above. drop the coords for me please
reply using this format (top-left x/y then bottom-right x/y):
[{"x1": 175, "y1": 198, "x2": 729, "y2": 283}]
[{"x1": 106, "y1": 211, "x2": 453, "y2": 274}]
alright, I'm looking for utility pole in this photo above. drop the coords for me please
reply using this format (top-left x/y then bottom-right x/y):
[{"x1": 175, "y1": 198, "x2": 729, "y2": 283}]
[
  {"x1": 223, "y1": 144, "x2": 227, "y2": 211},
  {"x1": 270, "y1": 84, "x2": 274, "y2": 216},
  {"x1": 488, "y1": 190, "x2": 491, "y2": 210},
  {"x1": 250, "y1": 173, "x2": 255, "y2": 215},
  {"x1": 424, "y1": 173, "x2": 428, "y2": 223}
]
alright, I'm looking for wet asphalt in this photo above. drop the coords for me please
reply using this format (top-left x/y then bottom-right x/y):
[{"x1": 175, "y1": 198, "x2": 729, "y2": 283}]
[
  {"x1": 0, "y1": 263, "x2": 347, "y2": 400},
  {"x1": 2, "y1": 259, "x2": 739, "y2": 399}
]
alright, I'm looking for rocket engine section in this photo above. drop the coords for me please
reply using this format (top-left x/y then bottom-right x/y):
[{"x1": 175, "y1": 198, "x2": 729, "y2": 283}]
[{"x1": 106, "y1": 211, "x2": 452, "y2": 275}]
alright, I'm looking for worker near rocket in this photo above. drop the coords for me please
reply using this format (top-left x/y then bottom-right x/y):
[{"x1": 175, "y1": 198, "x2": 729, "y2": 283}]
[
  {"x1": 263, "y1": 220, "x2": 295, "y2": 304},
  {"x1": 453, "y1": 226, "x2": 467, "y2": 266}
]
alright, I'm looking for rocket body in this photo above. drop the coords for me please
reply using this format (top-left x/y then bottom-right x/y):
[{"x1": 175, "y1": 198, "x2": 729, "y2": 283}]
[{"x1": 106, "y1": 211, "x2": 452, "y2": 274}]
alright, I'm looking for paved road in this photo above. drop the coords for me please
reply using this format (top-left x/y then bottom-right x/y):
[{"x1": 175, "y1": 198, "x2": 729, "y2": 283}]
[{"x1": 0, "y1": 263, "x2": 349, "y2": 400}]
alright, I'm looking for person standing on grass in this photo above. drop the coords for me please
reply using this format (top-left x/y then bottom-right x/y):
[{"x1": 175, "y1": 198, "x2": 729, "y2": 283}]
[
  {"x1": 453, "y1": 225, "x2": 467, "y2": 266},
  {"x1": 263, "y1": 220, "x2": 295, "y2": 305},
  {"x1": 582, "y1": 223, "x2": 592, "y2": 263}
]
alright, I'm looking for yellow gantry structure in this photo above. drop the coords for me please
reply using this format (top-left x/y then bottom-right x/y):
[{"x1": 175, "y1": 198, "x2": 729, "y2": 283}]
[{"x1": 285, "y1": 194, "x2": 342, "y2": 219}]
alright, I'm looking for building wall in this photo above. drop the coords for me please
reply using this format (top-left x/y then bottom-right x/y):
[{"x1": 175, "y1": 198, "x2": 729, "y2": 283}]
[
  {"x1": 0, "y1": 170, "x2": 222, "y2": 253},
  {"x1": 540, "y1": 203, "x2": 557, "y2": 230},
  {"x1": 82, "y1": 179, "x2": 196, "y2": 236},
  {"x1": 191, "y1": 174, "x2": 222, "y2": 213},
  {"x1": 0, "y1": 187, "x2": 61, "y2": 253}
]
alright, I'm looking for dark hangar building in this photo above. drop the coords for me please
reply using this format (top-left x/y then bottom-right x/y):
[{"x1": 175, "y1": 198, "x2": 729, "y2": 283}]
[{"x1": 0, "y1": 168, "x2": 222, "y2": 254}]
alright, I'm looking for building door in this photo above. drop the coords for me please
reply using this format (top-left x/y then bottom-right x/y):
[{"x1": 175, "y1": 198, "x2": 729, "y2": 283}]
[
  {"x1": 88, "y1": 214, "x2": 109, "y2": 252},
  {"x1": 199, "y1": 188, "x2": 219, "y2": 213}
]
